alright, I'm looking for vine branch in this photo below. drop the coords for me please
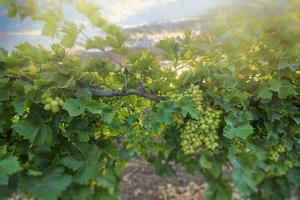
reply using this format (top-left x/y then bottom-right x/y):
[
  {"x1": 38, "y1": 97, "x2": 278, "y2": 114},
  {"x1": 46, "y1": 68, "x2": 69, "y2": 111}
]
[{"x1": 90, "y1": 88, "x2": 166, "y2": 102}]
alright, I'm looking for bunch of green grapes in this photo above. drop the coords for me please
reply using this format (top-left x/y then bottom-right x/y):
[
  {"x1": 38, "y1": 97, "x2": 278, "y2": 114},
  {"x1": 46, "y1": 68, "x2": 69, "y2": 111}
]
[
  {"x1": 81, "y1": 72, "x2": 102, "y2": 86},
  {"x1": 170, "y1": 84, "x2": 203, "y2": 112},
  {"x1": 269, "y1": 144, "x2": 285, "y2": 162},
  {"x1": 11, "y1": 115, "x2": 20, "y2": 124},
  {"x1": 284, "y1": 160, "x2": 294, "y2": 169},
  {"x1": 172, "y1": 113, "x2": 184, "y2": 128},
  {"x1": 180, "y1": 107, "x2": 222, "y2": 154},
  {"x1": 11, "y1": 107, "x2": 31, "y2": 124},
  {"x1": 101, "y1": 97, "x2": 126, "y2": 111},
  {"x1": 41, "y1": 92, "x2": 64, "y2": 114},
  {"x1": 266, "y1": 159, "x2": 295, "y2": 177},
  {"x1": 91, "y1": 115, "x2": 112, "y2": 139},
  {"x1": 102, "y1": 97, "x2": 129, "y2": 123},
  {"x1": 171, "y1": 85, "x2": 223, "y2": 154},
  {"x1": 232, "y1": 138, "x2": 246, "y2": 154},
  {"x1": 267, "y1": 169, "x2": 288, "y2": 177}
]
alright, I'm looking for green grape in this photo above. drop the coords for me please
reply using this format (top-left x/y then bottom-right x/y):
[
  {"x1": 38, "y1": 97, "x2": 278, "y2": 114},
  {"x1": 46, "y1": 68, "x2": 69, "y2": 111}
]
[
  {"x1": 284, "y1": 160, "x2": 294, "y2": 168},
  {"x1": 93, "y1": 130, "x2": 102, "y2": 140},
  {"x1": 46, "y1": 97, "x2": 53, "y2": 103},
  {"x1": 268, "y1": 144, "x2": 285, "y2": 162},
  {"x1": 58, "y1": 99, "x2": 64, "y2": 106},
  {"x1": 51, "y1": 105, "x2": 60, "y2": 113},
  {"x1": 41, "y1": 93, "x2": 64, "y2": 114},
  {"x1": 101, "y1": 97, "x2": 129, "y2": 123},
  {"x1": 11, "y1": 115, "x2": 20, "y2": 124},
  {"x1": 50, "y1": 100, "x2": 59, "y2": 107},
  {"x1": 44, "y1": 104, "x2": 51, "y2": 111},
  {"x1": 174, "y1": 85, "x2": 223, "y2": 155}
]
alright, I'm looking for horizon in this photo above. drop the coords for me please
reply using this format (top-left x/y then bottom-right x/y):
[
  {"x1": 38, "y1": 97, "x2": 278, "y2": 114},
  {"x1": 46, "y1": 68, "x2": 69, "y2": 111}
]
[{"x1": 0, "y1": 0, "x2": 222, "y2": 51}]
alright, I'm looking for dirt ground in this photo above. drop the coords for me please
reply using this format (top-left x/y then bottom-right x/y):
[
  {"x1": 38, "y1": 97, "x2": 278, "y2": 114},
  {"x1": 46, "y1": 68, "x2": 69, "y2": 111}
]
[{"x1": 119, "y1": 161, "x2": 208, "y2": 200}]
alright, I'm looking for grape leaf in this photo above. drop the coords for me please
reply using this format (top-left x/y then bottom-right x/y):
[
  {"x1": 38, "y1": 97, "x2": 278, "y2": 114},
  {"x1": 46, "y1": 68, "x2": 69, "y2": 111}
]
[
  {"x1": 63, "y1": 98, "x2": 85, "y2": 117},
  {"x1": 61, "y1": 21, "x2": 78, "y2": 48},
  {"x1": 0, "y1": 154, "x2": 22, "y2": 185},
  {"x1": 20, "y1": 168, "x2": 72, "y2": 200}
]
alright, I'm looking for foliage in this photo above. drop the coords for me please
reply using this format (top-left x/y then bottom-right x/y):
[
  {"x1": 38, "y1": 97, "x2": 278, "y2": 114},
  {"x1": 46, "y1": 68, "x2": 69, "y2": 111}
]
[{"x1": 0, "y1": 0, "x2": 299, "y2": 199}]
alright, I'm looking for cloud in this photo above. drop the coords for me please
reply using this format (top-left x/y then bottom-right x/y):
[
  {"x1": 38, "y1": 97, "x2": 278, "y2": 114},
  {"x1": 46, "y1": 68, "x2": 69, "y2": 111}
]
[
  {"x1": 0, "y1": 30, "x2": 41, "y2": 37},
  {"x1": 95, "y1": 0, "x2": 179, "y2": 23}
]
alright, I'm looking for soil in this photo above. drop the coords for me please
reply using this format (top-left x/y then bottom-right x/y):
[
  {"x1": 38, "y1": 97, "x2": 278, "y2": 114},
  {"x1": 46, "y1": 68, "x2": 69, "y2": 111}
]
[{"x1": 119, "y1": 161, "x2": 208, "y2": 200}]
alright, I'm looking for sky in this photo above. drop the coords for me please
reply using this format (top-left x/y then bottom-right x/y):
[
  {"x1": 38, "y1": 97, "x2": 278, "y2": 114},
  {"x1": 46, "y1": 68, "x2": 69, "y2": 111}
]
[{"x1": 0, "y1": 0, "x2": 221, "y2": 51}]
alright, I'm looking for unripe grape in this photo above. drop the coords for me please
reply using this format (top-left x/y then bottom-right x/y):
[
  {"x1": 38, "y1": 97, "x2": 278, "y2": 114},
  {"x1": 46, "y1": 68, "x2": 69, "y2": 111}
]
[
  {"x1": 51, "y1": 106, "x2": 60, "y2": 113},
  {"x1": 58, "y1": 99, "x2": 64, "y2": 106},
  {"x1": 46, "y1": 97, "x2": 53, "y2": 103},
  {"x1": 44, "y1": 104, "x2": 51, "y2": 111},
  {"x1": 50, "y1": 100, "x2": 59, "y2": 107},
  {"x1": 11, "y1": 115, "x2": 20, "y2": 124},
  {"x1": 171, "y1": 85, "x2": 223, "y2": 155}
]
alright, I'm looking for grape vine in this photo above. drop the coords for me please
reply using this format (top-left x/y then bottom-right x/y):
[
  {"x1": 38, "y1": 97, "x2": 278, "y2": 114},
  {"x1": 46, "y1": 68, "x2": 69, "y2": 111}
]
[{"x1": 0, "y1": 0, "x2": 299, "y2": 200}]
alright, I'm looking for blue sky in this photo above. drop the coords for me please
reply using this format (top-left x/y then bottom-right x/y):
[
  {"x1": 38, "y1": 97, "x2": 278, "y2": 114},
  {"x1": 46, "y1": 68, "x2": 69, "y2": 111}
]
[{"x1": 0, "y1": 0, "x2": 221, "y2": 51}]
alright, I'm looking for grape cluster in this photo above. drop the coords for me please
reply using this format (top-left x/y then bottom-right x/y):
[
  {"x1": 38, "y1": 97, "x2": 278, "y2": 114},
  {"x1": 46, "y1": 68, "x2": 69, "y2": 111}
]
[
  {"x1": 170, "y1": 85, "x2": 223, "y2": 155},
  {"x1": 172, "y1": 113, "x2": 184, "y2": 128},
  {"x1": 102, "y1": 97, "x2": 129, "y2": 123},
  {"x1": 284, "y1": 160, "x2": 294, "y2": 169},
  {"x1": 232, "y1": 138, "x2": 246, "y2": 154},
  {"x1": 11, "y1": 115, "x2": 20, "y2": 124},
  {"x1": 104, "y1": 97, "x2": 125, "y2": 110},
  {"x1": 93, "y1": 120, "x2": 103, "y2": 139},
  {"x1": 91, "y1": 116, "x2": 112, "y2": 139},
  {"x1": 90, "y1": 180, "x2": 98, "y2": 190},
  {"x1": 11, "y1": 107, "x2": 30, "y2": 124},
  {"x1": 41, "y1": 92, "x2": 64, "y2": 114},
  {"x1": 170, "y1": 84, "x2": 203, "y2": 112},
  {"x1": 269, "y1": 144, "x2": 285, "y2": 162}
]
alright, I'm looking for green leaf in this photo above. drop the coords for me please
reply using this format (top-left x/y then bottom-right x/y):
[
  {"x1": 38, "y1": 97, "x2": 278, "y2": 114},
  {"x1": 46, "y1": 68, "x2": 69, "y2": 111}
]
[
  {"x1": 268, "y1": 79, "x2": 282, "y2": 92},
  {"x1": 224, "y1": 77, "x2": 237, "y2": 91},
  {"x1": 40, "y1": 8, "x2": 62, "y2": 37},
  {"x1": 229, "y1": 153, "x2": 257, "y2": 197},
  {"x1": 99, "y1": 108, "x2": 114, "y2": 124},
  {"x1": 0, "y1": 77, "x2": 9, "y2": 87},
  {"x1": 292, "y1": 113, "x2": 300, "y2": 124},
  {"x1": 85, "y1": 37, "x2": 106, "y2": 49},
  {"x1": 224, "y1": 122, "x2": 253, "y2": 139},
  {"x1": 12, "y1": 119, "x2": 52, "y2": 145},
  {"x1": 11, "y1": 97, "x2": 26, "y2": 115},
  {"x1": 63, "y1": 99, "x2": 85, "y2": 117},
  {"x1": 61, "y1": 21, "x2": 78, "y2": 48},
  {"x1": 199, "y1": 154, "x2": 212, "y2": 169},
  {"x1": 257, "y1": 86, "x2": 272, "y2": 100},
  {"x1": 75, "y1": 88, "x2": 92, "y2": 99},
  {"x1": 0, "y1": 89, "x2": 10, "y2": 101},
  {"x1": 278, "y1": 60, "x2": 300, "y2": 71},
  {"x1": 0, "y1": 120, "x2": 5, "y2": 134},
  {"x1": 74, "y1": 145, "x2": 102, "y2": 184},
  {"x1": 60, "y1": 156, "x2": 83, "y2": 171},
  {"x1": 224, "y1": 111, "x2": 253, "y2": 139},
  {"x1": 42, "y1": 20, "x2": 57, "y2": 37},
  {"x1": 97, "y1": 171, "x2": 116, "y2": 189},
  {"x1": 155, "y1": 102, "x2": 175, "y2": 124},
  {"x1": 152, "y1": 161, "x2": 176, "y2": 177},
  {"x1": 76, "y1": 0, "x2": 106, "y2": 28},
  {"x1": 33, "y1": 124, "x2": 53, "y2": 146},
  {"x1": 206, "y1": 180, "x2": 232, "y2": 200},
  {"x1": 20, "y1": 168, "x2": 72, "y2": 200},
  {"x1": 12, "y1": 119, "x2": 40, "y2": 142},
  {"x1": 0, "y1": 153, "x2": 22, "y2": 185},
  {"x1": 175, "y1": 97, "x2": 199, "y2": 119},
  {"x1": 278, "y1": 80, "x2": 296, "y2": 99},
  {"x1": 77, "y1": 129, "x2": 93, "y2": 142}
]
